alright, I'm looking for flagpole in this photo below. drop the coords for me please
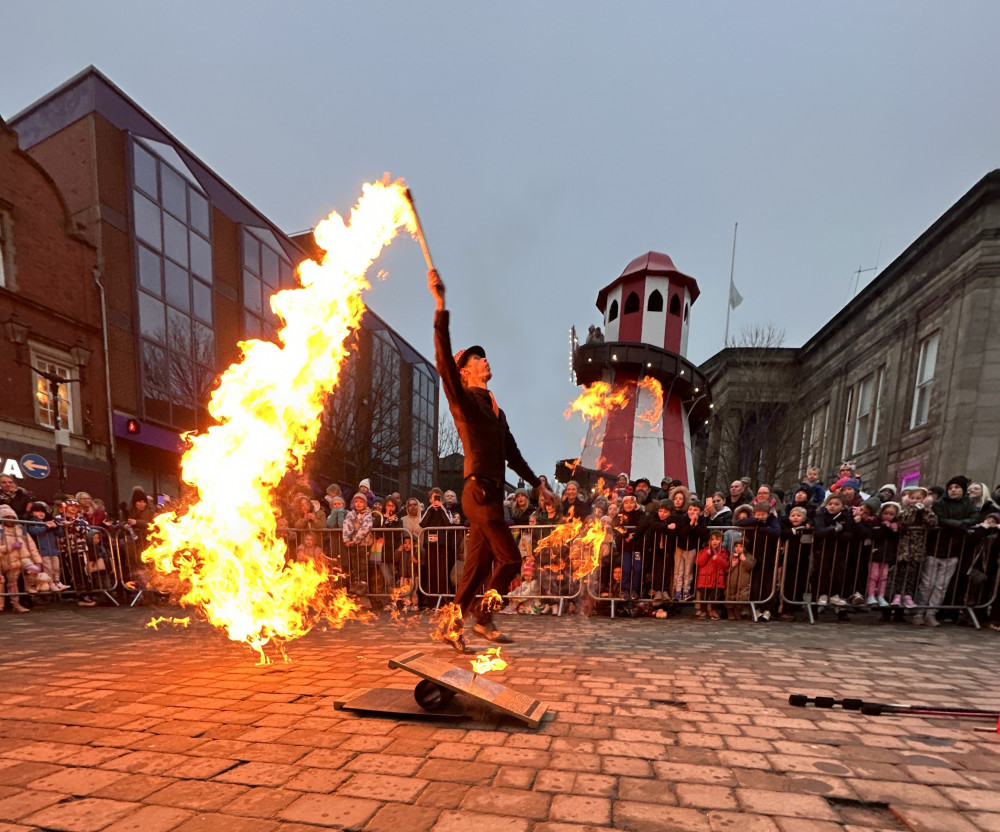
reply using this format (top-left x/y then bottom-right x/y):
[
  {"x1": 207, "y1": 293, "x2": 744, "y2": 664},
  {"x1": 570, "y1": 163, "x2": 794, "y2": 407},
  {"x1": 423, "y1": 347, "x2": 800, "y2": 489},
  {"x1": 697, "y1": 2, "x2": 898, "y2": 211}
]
[{"x1": 724, "y1": 222, "x2": 738, "y2": 348}]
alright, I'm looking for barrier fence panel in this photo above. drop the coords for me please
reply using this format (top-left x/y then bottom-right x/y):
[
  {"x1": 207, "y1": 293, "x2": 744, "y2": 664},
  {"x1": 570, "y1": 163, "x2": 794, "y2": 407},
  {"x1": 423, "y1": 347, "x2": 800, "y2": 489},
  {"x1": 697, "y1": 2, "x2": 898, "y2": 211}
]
[
  {"x1": 778, "y1": 523, "x2": 1000, "y2": 627},
  {"x1": 0, "y1": 516, "x2": 120, "y2": 608},
  {"x1": 280, "y1": 526, "x2": 420, "y2": 607},
  {"x1": 585, "y1": 524, "x2": 782, "y2": 620}
]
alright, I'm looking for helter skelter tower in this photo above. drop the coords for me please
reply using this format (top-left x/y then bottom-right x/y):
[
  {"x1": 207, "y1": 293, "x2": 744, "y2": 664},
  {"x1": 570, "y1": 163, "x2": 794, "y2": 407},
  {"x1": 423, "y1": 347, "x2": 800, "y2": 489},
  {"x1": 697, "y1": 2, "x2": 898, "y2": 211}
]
[{"x1": 572, "y1": 252, "x2": 712, "y2": 488}]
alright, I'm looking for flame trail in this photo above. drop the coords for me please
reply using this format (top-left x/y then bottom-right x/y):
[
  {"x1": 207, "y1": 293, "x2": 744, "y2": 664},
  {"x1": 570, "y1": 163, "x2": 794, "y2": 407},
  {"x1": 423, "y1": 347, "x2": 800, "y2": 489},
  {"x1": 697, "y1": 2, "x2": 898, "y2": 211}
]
[
  {"x1": 565, "y1": 381, "x2": 628, "y2": 424},
  {"x1": 471, "y1": 647, "x2": 507, "y2": 674},
  {"x1": 142, "y1": 179, "x2": 417, "y2": 661},
  {"x1": 637, "y1": 376, "x2": 664, "y2": 430}
]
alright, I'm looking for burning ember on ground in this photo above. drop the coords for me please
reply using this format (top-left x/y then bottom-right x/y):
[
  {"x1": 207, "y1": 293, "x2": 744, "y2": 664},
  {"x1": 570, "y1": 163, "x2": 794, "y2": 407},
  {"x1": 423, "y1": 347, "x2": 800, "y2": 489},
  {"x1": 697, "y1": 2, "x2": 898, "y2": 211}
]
[
  {"x1": 145, "y1": 616, "x2": 191, "y2": 630},
  {"x1": 142, "y1": 178, "x2": 418, "y2": 662},
  {"x1": 471, "y1": 647, "x2": 507, "y2": 675}
]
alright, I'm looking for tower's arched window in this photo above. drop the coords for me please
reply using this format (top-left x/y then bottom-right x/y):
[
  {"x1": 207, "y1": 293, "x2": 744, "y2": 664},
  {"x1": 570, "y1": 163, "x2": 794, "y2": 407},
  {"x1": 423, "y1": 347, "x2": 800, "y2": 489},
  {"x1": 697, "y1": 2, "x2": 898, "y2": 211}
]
[
  {"x1": 669, "y1": 294, "x2": 681, "y2": 315},
  {"x1": 623, "y1": 291, "x2": 640, "y2": 314},
  {"x1": 647, "y1": 290, "x2": 663, "y2": 312},
  {"x1": 684, "y1": 303, "x2": 689, "y2": 322},
  {"x1": 608, "y1": 299, "x2": 619, "y2": 322}
]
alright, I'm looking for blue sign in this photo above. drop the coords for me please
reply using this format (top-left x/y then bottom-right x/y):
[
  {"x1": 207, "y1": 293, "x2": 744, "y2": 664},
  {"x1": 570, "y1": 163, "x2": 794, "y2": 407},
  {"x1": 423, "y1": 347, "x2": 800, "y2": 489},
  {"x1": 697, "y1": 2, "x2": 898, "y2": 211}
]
[{"x1": 20, "y1": 454, "x2": 51, "y2": 479}]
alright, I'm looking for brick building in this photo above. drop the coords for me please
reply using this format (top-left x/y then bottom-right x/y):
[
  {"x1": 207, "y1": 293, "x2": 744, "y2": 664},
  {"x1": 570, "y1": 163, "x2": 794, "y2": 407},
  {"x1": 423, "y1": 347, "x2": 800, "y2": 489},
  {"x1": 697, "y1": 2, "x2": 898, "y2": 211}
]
[
  {"x1": 699, "y1": 170, "x2": 1000, "y2": 496},
  {"x1": 0, "y1": 115, "x2": 108, "y2": 499},
  {"x1": 4, "y1": 67, "x2": 437, "y2": 507}
]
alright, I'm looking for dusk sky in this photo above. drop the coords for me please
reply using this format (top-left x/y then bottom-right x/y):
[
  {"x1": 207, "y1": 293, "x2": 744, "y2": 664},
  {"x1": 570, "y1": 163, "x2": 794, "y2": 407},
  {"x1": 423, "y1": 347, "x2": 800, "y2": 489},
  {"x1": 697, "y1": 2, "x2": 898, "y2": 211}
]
[{"x1": 5, "y1": 2, "x2": 999, "y2": 484}]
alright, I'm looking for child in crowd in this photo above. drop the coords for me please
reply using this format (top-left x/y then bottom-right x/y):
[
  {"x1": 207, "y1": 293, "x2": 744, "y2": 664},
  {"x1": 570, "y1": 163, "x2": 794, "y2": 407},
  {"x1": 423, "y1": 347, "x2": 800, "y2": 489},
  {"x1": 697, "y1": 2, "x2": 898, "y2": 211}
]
[
  {"x1": 725, "y1": 539, "x2": 755, "y2": 620},
  {"x1": 641, "y1": 500, "x2": 674, "y2": 602},
  {"x1": 735, "y1": 500, "x2": 781, "y2": 619},
  {"x1": 0, "y1": 504, "x2": 43, "y2": 612},
  {"x1": 86, "y1": 530, "x2": 111, "y2": 592},
  {"x1": 341, "y1": 493, "x2": 373, "y2": 595},
  {"x1": 56, "y1": 498, "x2": 99, "y2": 607},
  {"x1": 325, "y1": 496, "x2": 347, "y2": 529},
  {"x1": 539, "y1": 547, "x2": 579, "y2": 614},
  {"x1": 615, "y1": 494, "x2": 645, "y2": 600},
  {"x1": 695, "y1": 530, "x2": 729, "y2": 620},
  {"x1": 812, "y1": 492, "x2": 857, "y2": 615},
  {"x1": 778, "y1": 506, "x2": 813, "y2": 620},
  {"x1": 26, "y1": 501, "x2": 70, "y2": 592},
  {"x1": 295, "y1": 531, "x2": 325, "y2": 568},
  {"x1": 885, "y1": 486, "x2": 937, "y2": 612},
  {"x1": 866, "y1": 502, "x2": 900, "y2": 606}
]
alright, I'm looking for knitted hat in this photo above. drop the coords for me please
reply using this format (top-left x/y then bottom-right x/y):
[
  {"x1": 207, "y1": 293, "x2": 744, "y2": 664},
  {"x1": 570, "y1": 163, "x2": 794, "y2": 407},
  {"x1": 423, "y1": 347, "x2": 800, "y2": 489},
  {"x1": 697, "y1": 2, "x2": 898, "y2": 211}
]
[
  {"x1": 351, "y1": 492, "x2": 368, "y2": 505},
  {"x1": 902, "y1": 485, "x2": 928, "y2": 497},
  {"x1": 0, "y1": 505, "x2": 16, "y2": 519},
  {"x1": 28, "y1": 501, "x2": 50, "y2": 514},
  {"x1": 945, "y1": 475, "x2": 970, "y2": 494},
  {"x1": 358, "y1": 478, "x2": 371, "y2": 490},
  {"x1": 878, "y1": 484, "x2": 897, "y2": 497},
  {"x1": 842, "y1": 478, "x2": 862, "y2": 492},
  {"x1": 880, "y1": 501, "x2": 901, "y2": 516}
]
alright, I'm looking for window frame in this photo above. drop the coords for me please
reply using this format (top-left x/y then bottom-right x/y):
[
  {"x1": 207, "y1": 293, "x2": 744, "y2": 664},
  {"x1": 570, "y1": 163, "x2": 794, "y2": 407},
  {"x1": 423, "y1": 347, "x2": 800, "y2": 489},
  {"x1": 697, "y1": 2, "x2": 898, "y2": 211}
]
[
  {"x1": 28, "y1": 344, "x2": 79, "y2": 433},
  {"x1": 910, "y1": 332, "x2": 939, "y2": 429}
]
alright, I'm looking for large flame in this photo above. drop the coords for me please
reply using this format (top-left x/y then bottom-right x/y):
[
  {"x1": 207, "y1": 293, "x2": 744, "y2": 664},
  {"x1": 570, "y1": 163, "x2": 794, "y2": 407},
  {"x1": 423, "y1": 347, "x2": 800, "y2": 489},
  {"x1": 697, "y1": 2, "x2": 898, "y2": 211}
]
[
  {"x1": 471, "y1": 647, "x2": 507, "y2": 674},
  {"x1": 142, "y1": 179, "x2": 417, "y2": 661},
  {"x1": 637, "y1": 376, "x2": 664, "y2": 430},
  {"x1": 564, "y1": 381, "x2": 628, "y2": 423}
]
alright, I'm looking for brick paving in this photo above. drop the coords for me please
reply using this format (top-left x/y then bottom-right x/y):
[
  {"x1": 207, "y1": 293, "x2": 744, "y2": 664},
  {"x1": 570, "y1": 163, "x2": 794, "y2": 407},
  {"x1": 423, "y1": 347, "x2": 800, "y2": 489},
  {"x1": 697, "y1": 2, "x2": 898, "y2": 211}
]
[{"x1": 0, "y1": 606, "x2": 998, "y2": 831}]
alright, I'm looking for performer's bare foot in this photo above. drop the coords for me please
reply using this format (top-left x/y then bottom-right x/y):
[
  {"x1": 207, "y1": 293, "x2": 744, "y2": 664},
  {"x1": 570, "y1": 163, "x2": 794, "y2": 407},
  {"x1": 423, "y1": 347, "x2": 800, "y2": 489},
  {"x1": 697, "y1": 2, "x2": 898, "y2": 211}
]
[{"x1": 473, "y1": 623, "x2": 514, "y2": 644}]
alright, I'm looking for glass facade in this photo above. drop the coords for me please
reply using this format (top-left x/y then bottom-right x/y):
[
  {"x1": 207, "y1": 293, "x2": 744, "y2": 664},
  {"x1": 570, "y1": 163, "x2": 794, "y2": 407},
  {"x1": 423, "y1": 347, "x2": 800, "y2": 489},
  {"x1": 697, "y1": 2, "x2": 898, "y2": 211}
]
[
  {"x1": 131, "y1": 138, "x2": 215, "y2": 431},
  {"x1": 241, "y1": 227, "x2": 295, "y2": 339},
  {"x1": 411, "y1": 363, "x2": 436, "y2": 493}
]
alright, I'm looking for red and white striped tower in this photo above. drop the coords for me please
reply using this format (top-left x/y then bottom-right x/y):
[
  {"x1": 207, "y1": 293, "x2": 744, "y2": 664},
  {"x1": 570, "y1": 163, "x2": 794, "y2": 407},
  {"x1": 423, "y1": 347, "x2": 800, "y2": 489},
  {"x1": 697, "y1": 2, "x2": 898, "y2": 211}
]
[{"x1": 573, "y1": 252, "x2": 712, "y2": 487}]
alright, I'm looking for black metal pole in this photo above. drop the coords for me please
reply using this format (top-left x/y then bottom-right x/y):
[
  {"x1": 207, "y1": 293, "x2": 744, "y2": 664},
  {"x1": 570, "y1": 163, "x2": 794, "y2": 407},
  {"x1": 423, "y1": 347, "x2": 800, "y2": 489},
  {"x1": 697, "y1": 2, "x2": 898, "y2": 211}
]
[{"x1": 49, "y1": 375, "x2": 67, "y2": 492}]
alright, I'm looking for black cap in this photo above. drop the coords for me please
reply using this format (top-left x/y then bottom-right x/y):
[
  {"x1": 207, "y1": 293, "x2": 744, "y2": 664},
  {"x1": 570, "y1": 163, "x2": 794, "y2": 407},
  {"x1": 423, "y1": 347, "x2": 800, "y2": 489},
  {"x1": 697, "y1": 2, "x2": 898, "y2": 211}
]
[{"x1": 455, "y1": 345, "x2": 486, "y2": 370}]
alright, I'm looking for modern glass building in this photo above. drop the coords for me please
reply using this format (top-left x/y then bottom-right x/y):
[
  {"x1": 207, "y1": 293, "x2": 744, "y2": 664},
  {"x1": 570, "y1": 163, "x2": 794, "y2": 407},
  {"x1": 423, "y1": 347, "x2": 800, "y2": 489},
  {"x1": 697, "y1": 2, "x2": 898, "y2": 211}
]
[{"x1": 8, "y1": 66, "x2": 437, "y2": 504}]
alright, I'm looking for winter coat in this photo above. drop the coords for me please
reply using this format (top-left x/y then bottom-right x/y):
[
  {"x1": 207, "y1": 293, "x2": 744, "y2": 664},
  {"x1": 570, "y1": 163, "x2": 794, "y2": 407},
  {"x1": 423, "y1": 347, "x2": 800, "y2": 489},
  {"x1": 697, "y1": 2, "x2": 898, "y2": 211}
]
[
  {"x1": 735, "y1": 513, "x2": 782, "y2": 559},
  {"x1": 933, "y1": 494, "x2": 976, "y2": 555},
  {"x1": 614, "y1": 507, "x2": 645, "y2": 553},
  {"x1": 897, "y1": 503, "x2": 937, "y2": 563},
  {"x1": 870, "y1": 521, "x2": 900, "y2": 565},
  {"x1": 725, "y1": 551, "x2": 756, "y2": 601},
  {"x1": 27, "y1": 519, "x2": 61, "y2": 559},
  {"x1": 342, "y1": 507, "x2": 373, "y2": 547},
  {"x1": 0, "y1": 486, "x2": 33, "y2": 519},
  {"x1": 0, "y1": 522, "x2": 42, "y2": 572},
  {"x1": 696, "y1": 544, "x2": 729, "y2": 590}
]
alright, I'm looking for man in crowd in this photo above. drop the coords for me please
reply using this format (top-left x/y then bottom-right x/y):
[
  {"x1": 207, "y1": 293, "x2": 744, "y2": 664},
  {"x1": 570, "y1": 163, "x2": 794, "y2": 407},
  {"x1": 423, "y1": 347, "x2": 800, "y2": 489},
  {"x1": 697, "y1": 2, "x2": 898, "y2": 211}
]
[{"x1": 428, "y1": 268, "x2": 554, "y2": 653}]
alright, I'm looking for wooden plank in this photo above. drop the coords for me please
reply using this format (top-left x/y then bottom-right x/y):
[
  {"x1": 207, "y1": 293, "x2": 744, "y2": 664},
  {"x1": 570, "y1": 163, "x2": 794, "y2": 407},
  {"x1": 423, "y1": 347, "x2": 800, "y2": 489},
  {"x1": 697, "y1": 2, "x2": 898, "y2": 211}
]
[{"x1": 388, "y1": 650, "x2": 548, "y2": 728}]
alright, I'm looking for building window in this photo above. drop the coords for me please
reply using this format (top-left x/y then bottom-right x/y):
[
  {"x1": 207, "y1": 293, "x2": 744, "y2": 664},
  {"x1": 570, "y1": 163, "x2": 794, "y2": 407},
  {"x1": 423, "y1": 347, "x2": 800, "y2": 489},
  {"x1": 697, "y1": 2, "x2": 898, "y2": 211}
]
[
  {"x1": 411, "y1": 364, "x2": 437, "y2": 494},
  {"x1": 369, "y1": 330, "x2": 401, "y2": 495},
  {"x1": 30, "y1": 349, "x2": 76, "y2": 433},
  {"x1": 623, "y1": 292, "x2": 640, "y2": 314},
  {"x1": 608, "y1": 299, "x2": 619, "y2": 322},
  {"x1": 840, "y1": 386, "x2": 854, "y2": 461},
  {"x1": 850, "y1": 368, "x2": 884, "y2": 455},
  {"x1": 646, "y1": 290, "x2": 663, "y2": 312},
  {"x1": 669, "y1": 294, "x2": 681, "y2": 315},
  {"x1": 800, "y1": 403, "x2": 828, "y2": 472},
  {"x1": 131, "y1": 137, "x2": 216, "y2": 431},
  {"x1": 241, "y1": 227, "x2": 295, "y2": 339},
  {"x1": 0, "y1": 208, "x2": 10, "y2": 288},
  {"x1": 910, "y1": 332, "x2": 939, "y2": 429}
]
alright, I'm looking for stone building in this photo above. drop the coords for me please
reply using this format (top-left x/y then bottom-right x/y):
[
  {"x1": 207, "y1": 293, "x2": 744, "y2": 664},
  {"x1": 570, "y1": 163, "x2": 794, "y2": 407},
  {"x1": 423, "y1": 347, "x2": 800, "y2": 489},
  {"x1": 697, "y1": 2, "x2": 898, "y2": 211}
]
[
  {"x1": 699, "y1": 170, "x2": 1000, "y2": 496},
  {"x1": 4, "y1": 66, "x2": 437, "y2": 505}
]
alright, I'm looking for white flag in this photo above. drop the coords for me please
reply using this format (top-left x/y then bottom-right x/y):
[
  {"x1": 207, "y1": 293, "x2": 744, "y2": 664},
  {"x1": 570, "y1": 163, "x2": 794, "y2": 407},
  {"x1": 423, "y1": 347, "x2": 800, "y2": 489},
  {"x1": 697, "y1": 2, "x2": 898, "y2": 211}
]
[{"x1": 729, "y1": 282, "x2": 743, "y2": 310}]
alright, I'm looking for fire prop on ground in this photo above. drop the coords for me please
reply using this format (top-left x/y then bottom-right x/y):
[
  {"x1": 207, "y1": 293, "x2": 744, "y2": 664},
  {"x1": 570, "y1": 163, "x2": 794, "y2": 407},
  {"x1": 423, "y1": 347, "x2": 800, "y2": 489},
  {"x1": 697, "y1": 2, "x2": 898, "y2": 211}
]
[{"x1": 141, "y1": 179, "x2": 418, "y2": 662}]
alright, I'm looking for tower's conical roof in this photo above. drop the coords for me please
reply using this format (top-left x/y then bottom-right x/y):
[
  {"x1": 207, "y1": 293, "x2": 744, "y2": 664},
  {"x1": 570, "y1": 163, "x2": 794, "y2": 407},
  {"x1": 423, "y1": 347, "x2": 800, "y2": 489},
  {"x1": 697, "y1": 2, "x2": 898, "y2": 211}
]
[{"x1": 596, "y1": 251, "x2": 700, "y2": 312}]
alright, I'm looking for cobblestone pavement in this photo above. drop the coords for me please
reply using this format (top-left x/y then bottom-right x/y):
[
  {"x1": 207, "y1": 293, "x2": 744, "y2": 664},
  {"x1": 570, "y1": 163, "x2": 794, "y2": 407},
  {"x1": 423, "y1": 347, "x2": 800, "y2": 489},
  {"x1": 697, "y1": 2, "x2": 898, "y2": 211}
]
[{"x1": 0, "y1": 605, "x2": 998, "y2": 832}]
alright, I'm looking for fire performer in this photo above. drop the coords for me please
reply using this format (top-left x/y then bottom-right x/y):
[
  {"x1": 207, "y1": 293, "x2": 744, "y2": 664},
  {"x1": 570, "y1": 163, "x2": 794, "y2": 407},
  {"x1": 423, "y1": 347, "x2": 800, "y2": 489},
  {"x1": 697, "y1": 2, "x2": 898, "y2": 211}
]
[{"x1": 428, "y1": 268, "x2": 554, "y2": 653}]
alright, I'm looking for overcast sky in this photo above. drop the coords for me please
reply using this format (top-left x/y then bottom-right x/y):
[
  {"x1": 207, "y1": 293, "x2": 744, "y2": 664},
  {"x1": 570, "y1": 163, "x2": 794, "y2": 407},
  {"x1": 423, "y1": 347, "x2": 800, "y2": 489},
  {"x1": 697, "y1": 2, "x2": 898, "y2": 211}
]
[{"x1": 4, "y1": 2, "x2": 999, "y2": 483}]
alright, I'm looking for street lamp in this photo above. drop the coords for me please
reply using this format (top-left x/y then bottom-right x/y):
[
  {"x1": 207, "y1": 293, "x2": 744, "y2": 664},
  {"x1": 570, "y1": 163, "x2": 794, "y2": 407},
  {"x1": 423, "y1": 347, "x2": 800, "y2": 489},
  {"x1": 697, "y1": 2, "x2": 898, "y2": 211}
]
[{"x1": 3, "y1": 314, "x2": 92, "y2": 492}]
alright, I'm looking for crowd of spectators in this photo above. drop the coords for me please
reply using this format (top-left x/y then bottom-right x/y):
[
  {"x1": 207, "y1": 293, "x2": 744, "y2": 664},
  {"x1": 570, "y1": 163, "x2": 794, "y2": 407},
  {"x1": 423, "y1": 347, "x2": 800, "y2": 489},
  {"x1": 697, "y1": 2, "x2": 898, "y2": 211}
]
[{"x1": 3, "y1": 462, "x2": 999, "y2": 633}]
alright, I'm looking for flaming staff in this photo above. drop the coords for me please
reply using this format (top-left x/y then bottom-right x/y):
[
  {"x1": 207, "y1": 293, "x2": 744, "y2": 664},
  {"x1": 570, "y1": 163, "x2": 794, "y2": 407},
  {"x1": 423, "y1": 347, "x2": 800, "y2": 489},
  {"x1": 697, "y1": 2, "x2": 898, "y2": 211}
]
[{"x1": 142, "y1": 179, "x2": 420, "y2": 661}]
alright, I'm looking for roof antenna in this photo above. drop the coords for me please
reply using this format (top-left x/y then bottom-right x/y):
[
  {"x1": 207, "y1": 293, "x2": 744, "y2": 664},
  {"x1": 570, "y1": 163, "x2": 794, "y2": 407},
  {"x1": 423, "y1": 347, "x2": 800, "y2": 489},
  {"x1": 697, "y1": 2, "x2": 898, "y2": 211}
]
[{"x1": 849, "y1": 241, "x2": 881, "y2": 300}]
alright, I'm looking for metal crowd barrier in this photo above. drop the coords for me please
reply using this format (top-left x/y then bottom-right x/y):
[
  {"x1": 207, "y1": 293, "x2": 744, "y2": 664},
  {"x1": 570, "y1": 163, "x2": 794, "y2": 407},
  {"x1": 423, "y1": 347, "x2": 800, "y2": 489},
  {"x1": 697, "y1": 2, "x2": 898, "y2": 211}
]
[
  {"x1": 414, "y1": 524, "x2": 586, "y2": 615},
  {"x1": 0, "y1": 516, "x2": 120, "y2": 608},
  {"x1": 778, "y1": 524, "x2": 1000, "y2": 628},
  {"x1": 583, "y1": 524, "x2": 780, "y2": 620},
  {"x1": 280, "y1": 526, "x2": 420, "y2": 607}
]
